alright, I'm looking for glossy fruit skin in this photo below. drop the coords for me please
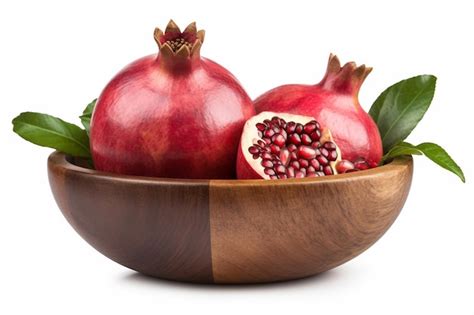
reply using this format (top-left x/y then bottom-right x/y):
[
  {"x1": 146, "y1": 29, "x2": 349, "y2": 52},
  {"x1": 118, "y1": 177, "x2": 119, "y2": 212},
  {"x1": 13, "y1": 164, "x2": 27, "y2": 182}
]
[
  {"x1": 91, "y1": 22, "x2": 255, "y2": 179},
  {"x1": 254, "y1": 55, "x2": 383, "y2": 166}
]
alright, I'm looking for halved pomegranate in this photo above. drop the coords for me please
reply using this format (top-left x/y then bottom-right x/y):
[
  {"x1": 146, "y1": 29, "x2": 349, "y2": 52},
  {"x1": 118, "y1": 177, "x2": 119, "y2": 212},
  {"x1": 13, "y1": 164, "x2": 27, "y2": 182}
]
[{"x1": 236, "y1": 112, "x2": 343, "y2": 179}]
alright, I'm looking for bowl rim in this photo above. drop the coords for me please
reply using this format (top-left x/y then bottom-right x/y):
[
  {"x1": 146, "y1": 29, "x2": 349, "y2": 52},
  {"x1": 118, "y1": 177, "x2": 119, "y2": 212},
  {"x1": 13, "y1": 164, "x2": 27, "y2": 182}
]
[{"x1": 48, "y1": 151, "x2": 413, "y2": 186}]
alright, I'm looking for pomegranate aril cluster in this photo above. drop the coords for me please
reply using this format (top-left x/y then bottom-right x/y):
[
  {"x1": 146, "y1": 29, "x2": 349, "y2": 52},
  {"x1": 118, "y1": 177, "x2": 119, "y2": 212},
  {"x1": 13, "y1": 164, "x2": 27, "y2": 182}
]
[{"x1": 248, "y1": 116, "x2": 339, "y2": 179}]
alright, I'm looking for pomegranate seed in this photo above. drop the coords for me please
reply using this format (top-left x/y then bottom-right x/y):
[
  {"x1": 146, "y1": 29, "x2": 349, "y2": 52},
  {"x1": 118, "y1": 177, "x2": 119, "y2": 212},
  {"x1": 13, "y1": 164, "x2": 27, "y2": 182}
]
[
  {"x1": 316, "y1": 171, "x2": 325, "y2": 176},
  {"x1": 320, "y1": 148, "x2": 329, "y2": 157},
  {"x1": 261, "y1": 152, "x2": 272, "y2": 160},
  {"x1": 272, "y1": 134, "x2": 286, "y2": 147},
  {"x1": 310, "y1": 159, "x2": 320, "y2": 169},
  {"x1": 252, "y1": 154, "x2": 259, "y2": 160},
  {"x1": 286, "y1": 121, "x2": 296, "y2": 133},
  {"x1": 307, "y1": 172, "x2": 318, "y2": 178},
  {"x1": 270, "y1": 175, "x2": 278, "y2": 179},
  {"x1": 287, "y1": 144, "x2": 297, "y2": 152},
  {"x1": 280, "y1": 129, "x2": 287, "y2": 140},
  {"x1": 289, "y1": 133, "x2": 301, "y2": 145},
  {"x1": 271, "y1": 116, "x2": 280, "y2": 123},
  {"x1": 310, "y1": 130, "x2": 321, "y2": 141},
  {"x1": 257, "y1": 140, "x2": 266, "y2": 147},
  {"x1": 264, "y1": 129, "x2": 275, "y2": 138},
  {"x1": 336, "y1": 160, "x2": 355, "y2": 173},
  {"x1": 295, "y1": 171, "x2": 305, "y2": 178},
  {"x1": 298, "y1": 159, "x2": 309, "y2": 168},
  {"x1": 265, "y1": 168, "x2": 276, "y2": 176},
  {"x1": 270, "y1": 144, "x2": 280, "y2": 154},
  {"x1": 327, "y1": 150, "x2": 338, "y2": 161},
  {"x1": 300, "y1": 168, "x2": 307, "y2": 176},
  {"x1": 256, "y1": 123, "x2": 266, "y2": 131},
  {"x1": 286, "y1": 166, "x2": 295, "y2": 178},
  {"x1": 249, "y1": 146, "x2": 259, "y2": 154},
  {"x1": 304, "y1": 122, "x2": 317, "y2": 134},
  {"x1": 290, "y1": 152, "x2": 298, "y2": 161},
  {"x1": 276, "y1": 165, "x2": 286, "y2": 174},
  {"x1": 317, "y1": 155, "x2": 328, "y2": 165},
  {"x1": 354, "y1": 158, "x2": 370, "y2": 170},
  {"x1": 324, "y1": 142, "x2": 337, "y2": 150},
  {"x1": 280, "y1": 148, "x2": 290, "y2": 166},
  {"x1": 301, "y1": 134, "x2": 312, "y2": 145},
  {"x1": 307, "y1": 166, "x2": 316, "y2": 173},
  {"x1": 263, "y1": 119, "x2": 271, "y2": 126},
  {"x1": 297, "y1": 146, "x2": 317, "y2": 159},
  {"x1": 279, "y1": 118, "x2": 286, "y2": 126},
  {"x1": 323, "y1": 165, "x2": 333, "y2": 175},
  {"x1": 290, "y1": 160, "x2": 300, "y2": 169},
  {"x1": 261, "y1": 160, "x2": 273, "y2": 168},
  {"x1": 369, "y1": 161, "x2": 378, "y2": 168},
  {"x1": 278, "y1": 174, "x2": 288, "y2": 179},
  {"x1": 273, "y1": 126, "x2": 281, "y2": 134},
  {"x1": 295, "y1": 123, "x2": 304, "y2": 134},
  {"x1": 263, "y1": 138, "x2": 271, "y2": 145}
]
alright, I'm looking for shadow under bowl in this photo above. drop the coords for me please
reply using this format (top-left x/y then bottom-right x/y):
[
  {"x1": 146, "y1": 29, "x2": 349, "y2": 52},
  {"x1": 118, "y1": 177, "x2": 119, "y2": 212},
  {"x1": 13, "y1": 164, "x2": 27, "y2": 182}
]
[{"x1": 48, "y1": 152, "x2": 413, "y2": 284}]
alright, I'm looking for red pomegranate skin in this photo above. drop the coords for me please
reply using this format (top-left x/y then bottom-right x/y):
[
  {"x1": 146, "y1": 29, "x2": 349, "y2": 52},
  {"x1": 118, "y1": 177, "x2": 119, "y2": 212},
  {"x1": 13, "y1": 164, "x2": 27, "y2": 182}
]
[
  {"x1": 91, "y1": 21, "x2": 255, "y2": 178},
  {"x1": 254, "y1": 54, "x2": 383, "y2": 166}
]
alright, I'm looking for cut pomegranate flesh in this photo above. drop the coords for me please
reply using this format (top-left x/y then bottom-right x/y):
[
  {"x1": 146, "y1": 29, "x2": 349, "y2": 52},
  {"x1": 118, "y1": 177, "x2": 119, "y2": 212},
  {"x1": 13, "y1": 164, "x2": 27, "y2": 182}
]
[{"x1": 237, "y1": 112, "x2": 343, "y2": 179}]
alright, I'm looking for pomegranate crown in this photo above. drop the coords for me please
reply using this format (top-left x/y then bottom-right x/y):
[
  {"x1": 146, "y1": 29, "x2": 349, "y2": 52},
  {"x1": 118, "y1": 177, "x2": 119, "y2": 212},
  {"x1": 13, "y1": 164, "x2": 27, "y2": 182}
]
[
  {"x1": 319, "y1": 54, "x2": 372, "y2": 96},
  {"x1": 154, "y1": 20, "x2": 205, "y2": 60}
]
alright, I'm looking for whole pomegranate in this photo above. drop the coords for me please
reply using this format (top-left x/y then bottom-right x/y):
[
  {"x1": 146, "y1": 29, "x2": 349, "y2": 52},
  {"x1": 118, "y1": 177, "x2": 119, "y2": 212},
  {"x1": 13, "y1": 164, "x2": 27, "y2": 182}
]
[
  {"x1": 254, "y1": 54, "x2": 382, "y2": 167},
  {"x1": 91, "y1": 20, "x2": 255, "y2": 178}
]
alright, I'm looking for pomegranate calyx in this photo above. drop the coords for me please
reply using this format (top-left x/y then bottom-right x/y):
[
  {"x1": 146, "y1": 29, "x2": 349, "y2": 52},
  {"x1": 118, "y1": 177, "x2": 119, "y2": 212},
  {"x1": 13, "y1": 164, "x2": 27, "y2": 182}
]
[
  {"x1": 319, "y1": 53, "x2": 372, "y2": 96},
  {"x1": 154, "y1": 20, "x2": 205, "y2": 66}
]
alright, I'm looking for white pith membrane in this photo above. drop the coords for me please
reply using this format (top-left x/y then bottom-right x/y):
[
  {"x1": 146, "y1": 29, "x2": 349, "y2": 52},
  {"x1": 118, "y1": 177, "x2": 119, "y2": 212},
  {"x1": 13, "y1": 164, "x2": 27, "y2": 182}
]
[{"x1": 241, "y1": 112, "x2": 342, "y2": 179}]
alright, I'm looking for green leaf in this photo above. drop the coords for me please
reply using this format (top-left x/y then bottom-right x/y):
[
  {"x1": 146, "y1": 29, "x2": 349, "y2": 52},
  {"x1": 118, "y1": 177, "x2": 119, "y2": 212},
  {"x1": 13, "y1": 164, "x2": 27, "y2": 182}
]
[
  {"x1": 383, "y1": 142, "x2": 423, "y2": 161},
  {"x1": 12, "y1": 112, "x2": 91, "y2": 158},
  {"x1": 416, "y1": 143, "x2": 465, "y2": 183},
  {"x1": 369, "y1": 75, "x2": 437, "y2": 153},
  {"x1": 383, "y1": 142, "x2": 465, "y2": 183},
  {"x1": 79, "y1": 99, "x2": 96, "y2": 135}
]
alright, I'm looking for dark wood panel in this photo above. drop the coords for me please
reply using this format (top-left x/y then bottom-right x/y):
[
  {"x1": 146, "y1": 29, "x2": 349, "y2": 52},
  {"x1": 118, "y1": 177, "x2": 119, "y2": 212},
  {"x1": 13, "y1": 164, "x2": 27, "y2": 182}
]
[{"x1": 48, "y1": 152, "x2": 213, "y2": 283}]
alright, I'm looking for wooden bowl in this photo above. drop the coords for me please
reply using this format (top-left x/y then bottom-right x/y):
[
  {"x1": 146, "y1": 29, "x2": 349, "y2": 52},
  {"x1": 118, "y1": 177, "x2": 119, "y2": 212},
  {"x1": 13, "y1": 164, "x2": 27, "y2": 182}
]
[{"x1": 48, "y1": 152, "x2": 413, "y2": 284}]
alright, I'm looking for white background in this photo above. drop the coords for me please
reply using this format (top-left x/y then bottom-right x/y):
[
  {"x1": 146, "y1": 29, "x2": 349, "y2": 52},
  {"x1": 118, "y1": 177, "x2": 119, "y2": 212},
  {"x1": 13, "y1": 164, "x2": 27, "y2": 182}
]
[{"x1": 1, "y1": 0, "x2": 473, "y2": 314}]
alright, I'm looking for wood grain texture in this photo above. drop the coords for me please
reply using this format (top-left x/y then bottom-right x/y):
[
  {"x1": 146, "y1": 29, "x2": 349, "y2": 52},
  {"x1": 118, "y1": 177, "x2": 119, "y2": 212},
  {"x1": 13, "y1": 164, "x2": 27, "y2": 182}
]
[
  {"x1": 48, "y1": 153, "x2": 213, "y2": 283},
  {"x1": 209, "y1": 158, "x2": 413, "y2": 283},
  {"x1": 47, "y1": 152, "x2": 413, "y2": 284}
]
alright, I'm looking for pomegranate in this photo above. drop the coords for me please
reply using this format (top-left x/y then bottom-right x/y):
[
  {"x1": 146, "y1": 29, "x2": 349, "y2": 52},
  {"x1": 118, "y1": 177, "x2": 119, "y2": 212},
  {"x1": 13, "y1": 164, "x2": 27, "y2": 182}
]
[
  {"x1": 254, "y1": 54, "x2": 383, "y2": 167},
  {"x1": 90, "y1": 20, "x2": 255, "y2": 178},
  {"x1": 237, "y1": 111, "x2": 345, "y2": 179}
]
